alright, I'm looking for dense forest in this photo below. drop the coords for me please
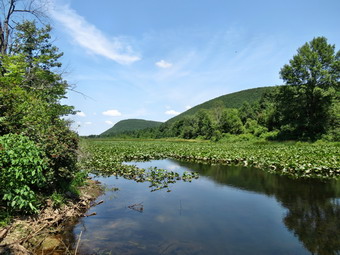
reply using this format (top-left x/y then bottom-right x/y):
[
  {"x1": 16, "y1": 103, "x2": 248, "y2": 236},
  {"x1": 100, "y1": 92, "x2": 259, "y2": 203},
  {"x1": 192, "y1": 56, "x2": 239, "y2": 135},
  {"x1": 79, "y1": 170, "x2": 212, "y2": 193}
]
[
  {"x1": 101, "y1": 37, "x2": 339, "y2": 142},
  {"x1": 101, "y1": 119, "x2": 163, "y2": 136}
]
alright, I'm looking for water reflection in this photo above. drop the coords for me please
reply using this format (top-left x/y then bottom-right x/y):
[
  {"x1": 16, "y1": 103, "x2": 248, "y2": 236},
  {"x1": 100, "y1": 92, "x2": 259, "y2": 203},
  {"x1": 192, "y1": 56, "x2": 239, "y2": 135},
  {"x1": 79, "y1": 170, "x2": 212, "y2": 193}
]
[
  {"x1": 176, "y1": 161, "x2": 340, "y2": 255},
  {"x1": 63, "y1": 159, "x2": 339, "y2": 255}
]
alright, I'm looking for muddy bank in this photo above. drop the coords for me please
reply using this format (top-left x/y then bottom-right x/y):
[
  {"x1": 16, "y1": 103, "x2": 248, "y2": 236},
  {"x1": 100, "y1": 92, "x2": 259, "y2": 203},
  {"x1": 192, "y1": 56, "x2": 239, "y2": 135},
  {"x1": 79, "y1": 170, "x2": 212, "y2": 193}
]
[{"x1": 0, "y1": 179, "x2": 103, "y2": 255}]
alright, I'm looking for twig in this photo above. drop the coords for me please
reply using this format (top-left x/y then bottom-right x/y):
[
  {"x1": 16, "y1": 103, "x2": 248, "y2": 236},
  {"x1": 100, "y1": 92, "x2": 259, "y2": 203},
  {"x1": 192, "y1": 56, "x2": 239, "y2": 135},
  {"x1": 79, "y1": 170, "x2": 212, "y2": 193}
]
[
  {"x1": 74, "y1": 231, "x2": 82, "y2": 255},
  {"x1": 0, "y1": 225, "x2": 12, "y2": 241}
]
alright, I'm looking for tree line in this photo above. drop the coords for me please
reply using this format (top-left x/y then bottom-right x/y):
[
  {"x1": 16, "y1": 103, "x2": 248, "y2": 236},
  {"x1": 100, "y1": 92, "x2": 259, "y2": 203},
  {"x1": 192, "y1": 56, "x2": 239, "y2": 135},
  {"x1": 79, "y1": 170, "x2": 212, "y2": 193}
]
[{"x1": 104, "y1": 37, "x2": 339, "y2": 142}]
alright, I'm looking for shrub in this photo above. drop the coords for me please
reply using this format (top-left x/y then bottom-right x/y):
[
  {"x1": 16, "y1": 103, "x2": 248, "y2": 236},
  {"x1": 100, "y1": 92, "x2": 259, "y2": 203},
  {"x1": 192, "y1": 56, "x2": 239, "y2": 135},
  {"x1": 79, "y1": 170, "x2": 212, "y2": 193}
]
[
  {"x1": 0, "y1": 134, "x2": 47, "y2": 213},
  {"x1": 211, "y1": 130, "x2": 222, "y2": 142},
  {"x1": 220, "y1": 133, "x2": 257, "y2": 142},
  {"x1": 260, "y1": 130, "x2": 279, "y2": 141},
  {"x1": 36, "y1": 122, "x2": 79, "y2": 187}
]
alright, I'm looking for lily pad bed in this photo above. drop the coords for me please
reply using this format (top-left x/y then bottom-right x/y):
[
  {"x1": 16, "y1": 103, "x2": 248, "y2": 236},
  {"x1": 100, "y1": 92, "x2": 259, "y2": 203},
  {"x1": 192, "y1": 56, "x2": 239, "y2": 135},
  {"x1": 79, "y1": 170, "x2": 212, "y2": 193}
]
[{"x1": 80, "y1": 139, "x2": 340, "y2": 180}]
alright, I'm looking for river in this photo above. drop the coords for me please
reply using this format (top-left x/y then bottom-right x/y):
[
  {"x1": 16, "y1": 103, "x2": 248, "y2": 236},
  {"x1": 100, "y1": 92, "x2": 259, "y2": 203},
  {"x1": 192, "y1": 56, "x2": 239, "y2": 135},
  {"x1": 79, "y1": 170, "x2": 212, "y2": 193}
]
[{"x1": 63, "y1": 159, "x2": 340, "y2": 255}]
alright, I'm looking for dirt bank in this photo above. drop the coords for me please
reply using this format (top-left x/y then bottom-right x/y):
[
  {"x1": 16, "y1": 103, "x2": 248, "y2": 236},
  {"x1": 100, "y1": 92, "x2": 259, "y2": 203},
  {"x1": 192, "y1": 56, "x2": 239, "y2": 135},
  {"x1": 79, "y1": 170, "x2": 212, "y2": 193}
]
[{"x1": 0, "y1": 179, "x2": 103, "y2": 255}]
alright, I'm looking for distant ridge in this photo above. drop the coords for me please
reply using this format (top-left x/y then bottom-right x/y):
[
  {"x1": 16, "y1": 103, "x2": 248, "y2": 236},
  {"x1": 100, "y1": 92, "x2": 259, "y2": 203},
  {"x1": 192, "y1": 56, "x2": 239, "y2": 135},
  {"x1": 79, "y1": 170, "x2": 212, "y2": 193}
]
[
  {"x1": 101, "y1": 119, "x2": 163, "y2": 136},
  {"x1": 100, "y1": 86, "x2": 277, "y2": 137},
  {"x1": 166, "y1": 86, "x2": 276, "y2": 123}
]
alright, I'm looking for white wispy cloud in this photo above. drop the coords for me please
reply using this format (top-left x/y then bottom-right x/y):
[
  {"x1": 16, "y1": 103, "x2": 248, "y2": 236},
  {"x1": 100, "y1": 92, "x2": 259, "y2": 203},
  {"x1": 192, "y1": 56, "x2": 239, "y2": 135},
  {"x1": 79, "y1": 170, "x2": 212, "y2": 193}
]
[
  {"x1": 102, "y1": 109, "x2": 122, "y2": 117},
  {"x1": 185, "y1": 105, "x2": 192, "y2": 110},
  {"x1": 50, "y1": 3, "x2": 140, "y2": 64},
  {"x1": 76, "y1": 111, "x2": 86, "y2": 117},
  {"x1": 84, "y1": 122, "x2": 92, "y2": 125},
  {"x1": 156, "y1": 60, "x2": 173, "y2": 69},
  {"x1": 105, "y1": 120, "x2": 114, "y2": 125},
  {"x1": 165, "y1": 110, "x2": 180, "y2": 115}
]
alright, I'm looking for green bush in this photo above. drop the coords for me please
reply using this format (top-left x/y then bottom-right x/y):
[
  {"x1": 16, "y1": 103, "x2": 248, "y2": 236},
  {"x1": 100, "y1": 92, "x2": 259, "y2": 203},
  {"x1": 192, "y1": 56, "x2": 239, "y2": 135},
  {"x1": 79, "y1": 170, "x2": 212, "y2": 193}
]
[
  {"x1": 220, "y1": 133, "x2": 257, "y2": 142},
  {"x1": 260, "y1": 131, "x2": 279, "y2": 141},
  {"x1": 211, "y1": 130, "x2": 222, "y2": 142},
  {"x1": 0, "y1": 134, "x2": 47, "y2": 213},
  {"x1": 37, "y1": 123, "x2": 79, "y2": 186}
]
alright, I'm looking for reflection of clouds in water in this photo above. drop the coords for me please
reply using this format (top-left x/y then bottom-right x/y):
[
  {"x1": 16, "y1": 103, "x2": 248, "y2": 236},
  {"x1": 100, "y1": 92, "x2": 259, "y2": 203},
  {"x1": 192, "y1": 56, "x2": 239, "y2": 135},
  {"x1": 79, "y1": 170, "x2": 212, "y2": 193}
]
[
  {"x1": 331, "y1": 198, "x2": 339, "y2": 206},
  {"x1": 167, "y1": 164, "x2": 181, "y2": 171},
  {"x1": 107, "y1": 218, "x2": 141, "y2": 230},
  {"x1": 78, "y1": 218, "x2": 142, "y2": 252},
  {"x1": 124, "y1": 159, "x2": 187, "y2": 173},
  {"x1": 155, "y1": 214, "x2": 172, "y2": 223}
]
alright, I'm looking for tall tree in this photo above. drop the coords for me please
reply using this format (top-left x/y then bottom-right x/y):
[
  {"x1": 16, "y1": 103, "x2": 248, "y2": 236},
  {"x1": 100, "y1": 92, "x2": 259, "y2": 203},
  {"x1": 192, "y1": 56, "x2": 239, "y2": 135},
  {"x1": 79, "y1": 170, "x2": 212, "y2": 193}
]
[
  {"x1": 218, "y1": 108, "x2": 244, "y2": 134},
  {"x1": 276, "y1": 37, "x2": 340, "y2": 140},
  {"x1": 0, "y1": 0, "x2": 47, "y2": 55},
  {"x1": 0, "y1": 20, "x2": 78, "y2": 186}
]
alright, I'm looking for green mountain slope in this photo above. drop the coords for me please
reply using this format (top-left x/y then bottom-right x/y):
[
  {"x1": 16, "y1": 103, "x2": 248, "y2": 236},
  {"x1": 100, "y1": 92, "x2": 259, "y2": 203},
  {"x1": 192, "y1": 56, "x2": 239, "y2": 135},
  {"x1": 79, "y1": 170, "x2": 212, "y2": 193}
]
[
  {"x1": 101, "y1": 119, "x2": 163, "y2": 136},
  {"x1": 167, "y1": 86, "x2": 276, "y2": 123}
]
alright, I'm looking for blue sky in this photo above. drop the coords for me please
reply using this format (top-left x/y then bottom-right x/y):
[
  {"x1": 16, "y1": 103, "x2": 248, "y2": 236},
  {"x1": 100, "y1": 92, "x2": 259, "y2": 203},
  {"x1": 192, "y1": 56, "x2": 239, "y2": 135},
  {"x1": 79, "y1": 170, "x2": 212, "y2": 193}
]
[{"x1": 48, "y1": 0, "x2": 340, "y2": 135}]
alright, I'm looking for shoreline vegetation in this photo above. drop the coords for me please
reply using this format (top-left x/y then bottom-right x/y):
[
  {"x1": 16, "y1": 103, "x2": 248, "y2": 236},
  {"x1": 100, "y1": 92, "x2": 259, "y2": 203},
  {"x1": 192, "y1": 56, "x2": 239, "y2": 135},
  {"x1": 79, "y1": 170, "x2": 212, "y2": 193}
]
[
  {"x1": 81, "y1": 138, "x2": 340, "y2": 181},
  {"x1": 0, "y1": 1, "x2": 339, "y2": 253}
]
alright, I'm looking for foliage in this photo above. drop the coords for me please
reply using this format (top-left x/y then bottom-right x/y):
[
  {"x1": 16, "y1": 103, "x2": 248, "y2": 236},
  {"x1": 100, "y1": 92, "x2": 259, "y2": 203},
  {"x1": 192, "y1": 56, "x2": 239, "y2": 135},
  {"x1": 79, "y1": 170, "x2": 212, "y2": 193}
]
[
  {"x1": 0, "y1": 210, "x2": 11, "y2": 227},
  {"x1": 0, "y1": 134, "x2": 47, "y2": 213},
  {"x1": 193, "y1": 110, "x2": 214, "y2": 139},
  {"x1": 80, "y1": 140, "x2": 199, "y2": 192},
  {"x1": 211, "y1": 130, "x2": 223, "y2": 142},
  {"x1": 167, "y1": 86, "x2": 274, "y2": 124},
  {"x1": 0, "y1": 21, "x2": 79, "y2": 186},
  {"x1": 0, "y1": 20, "x2": 80, "y2": 216},
  {"x1": 244, "y1": 119, "x2": 268, "y2": 136},
  {"x1": 50, "y1": 192, "x2": 65, "y2": 208},
  {"x1": 81, "y1": 139, "x2": 339, "y2": 180},
  {"x1": 218, "y1": 108, "x2": 244, "y2": 134},
  {"x1": 276, "y1": 37, "x2": 340, "y2": 140}
]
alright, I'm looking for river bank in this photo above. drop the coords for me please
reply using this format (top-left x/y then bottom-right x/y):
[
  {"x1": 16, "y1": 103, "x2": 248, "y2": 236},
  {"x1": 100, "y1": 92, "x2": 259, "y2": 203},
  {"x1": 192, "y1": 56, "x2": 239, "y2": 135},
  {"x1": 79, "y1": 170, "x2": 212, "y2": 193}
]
[{"x1": 0, "y1": 179, "x2": 103, "y2": 255}]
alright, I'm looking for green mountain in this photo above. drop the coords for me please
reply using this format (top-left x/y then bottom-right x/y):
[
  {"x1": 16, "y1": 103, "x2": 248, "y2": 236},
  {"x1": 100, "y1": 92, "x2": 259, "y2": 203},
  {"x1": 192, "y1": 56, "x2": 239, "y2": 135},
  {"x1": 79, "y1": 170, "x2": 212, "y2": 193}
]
[
  {"x1": 101, "y1": 119, "x2": 163, "y2": 136},
  {"x1": 166, "y1": 86, "x2": 276, "y2": 123}
]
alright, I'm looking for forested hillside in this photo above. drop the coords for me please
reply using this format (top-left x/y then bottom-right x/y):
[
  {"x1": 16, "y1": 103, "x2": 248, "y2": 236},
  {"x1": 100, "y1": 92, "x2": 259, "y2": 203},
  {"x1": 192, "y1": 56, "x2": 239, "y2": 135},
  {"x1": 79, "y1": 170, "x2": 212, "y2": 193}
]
[
  {"x1": 167, "y1": 86, "x2": 275, "y2": 123},
  {"x1": 101, "y1": 119, "x2": 163, "y2": 136}
]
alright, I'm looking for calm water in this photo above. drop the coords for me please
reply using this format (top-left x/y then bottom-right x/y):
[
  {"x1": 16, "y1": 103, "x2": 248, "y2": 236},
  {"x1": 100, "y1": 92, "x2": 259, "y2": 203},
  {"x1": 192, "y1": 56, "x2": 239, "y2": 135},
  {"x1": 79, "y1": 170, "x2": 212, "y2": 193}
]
[{"x1": 67, "y1": 159, "x2": 340, "y2": 255}]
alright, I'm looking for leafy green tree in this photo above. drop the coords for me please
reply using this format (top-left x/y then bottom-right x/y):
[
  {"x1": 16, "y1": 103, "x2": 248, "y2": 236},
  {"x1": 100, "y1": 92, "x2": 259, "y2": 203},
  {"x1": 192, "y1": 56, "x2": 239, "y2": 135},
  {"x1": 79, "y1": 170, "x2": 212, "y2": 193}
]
[
  {"x1": 239, "y1": 101, "x2": 257, "y2": 124},
  {"x1": 171, "y1": 119, "x2": 186, "y2": 137},
  {"x1": 276, "y1": 37, "x2": 340, "y2": 140},
  {"x1": 218, "y1": 108, "x2": 244, "y2": 134},
  {"x1": 180, "y1": 116, "x2": 197, "y2": 139},
  {"x1": 194, "y1": 110, "x2": 213, "y2": 139},
  {"x1": 244, "y1": 118, "x2": 268, "y2": 137},
  {"x1": 0, "y1": 21, "x2": 79, "y2": 189}
]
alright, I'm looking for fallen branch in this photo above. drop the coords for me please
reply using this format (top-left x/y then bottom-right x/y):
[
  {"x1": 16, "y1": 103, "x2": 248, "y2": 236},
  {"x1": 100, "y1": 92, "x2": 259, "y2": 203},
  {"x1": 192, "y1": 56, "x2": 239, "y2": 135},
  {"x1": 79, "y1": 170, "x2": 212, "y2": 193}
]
[{"x1": 74, "y1": 231, "x2": 82, "y2": 255}]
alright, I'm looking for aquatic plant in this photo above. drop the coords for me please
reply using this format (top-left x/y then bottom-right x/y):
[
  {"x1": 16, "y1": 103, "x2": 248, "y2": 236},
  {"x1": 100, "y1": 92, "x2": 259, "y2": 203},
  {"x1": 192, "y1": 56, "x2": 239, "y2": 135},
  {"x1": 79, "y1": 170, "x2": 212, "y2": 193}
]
[{"x1": 80, "y1": 139, "x2": 339, "y2": 181}]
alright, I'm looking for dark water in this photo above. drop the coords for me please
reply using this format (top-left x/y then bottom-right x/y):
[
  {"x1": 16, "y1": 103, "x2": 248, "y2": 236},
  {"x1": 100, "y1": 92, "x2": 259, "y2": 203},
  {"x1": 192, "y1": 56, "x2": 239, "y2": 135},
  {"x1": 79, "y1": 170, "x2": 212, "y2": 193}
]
[{"x1": 68, "y1": 159, "x2": 340, "y2": 255}]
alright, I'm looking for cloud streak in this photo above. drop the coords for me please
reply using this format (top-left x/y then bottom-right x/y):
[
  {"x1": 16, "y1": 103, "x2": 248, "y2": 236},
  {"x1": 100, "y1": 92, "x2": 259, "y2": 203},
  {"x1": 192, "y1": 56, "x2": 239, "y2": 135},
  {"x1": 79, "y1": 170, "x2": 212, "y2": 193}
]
[
  {"x1": 76, "y1": 111, "x2": 86, "y2": 117},
  {"x1": 102, "y1": 109, "x2": 122, "y2": 116},
  {"x1": 156, "y1": 60, "x2": 173, "y2": 68},
  {"x1": 165, "y1": 110, "x2": 180, "y2": 116},
  {"x1": 50, "y1": 3, "x2": 140, "y2": 64}
]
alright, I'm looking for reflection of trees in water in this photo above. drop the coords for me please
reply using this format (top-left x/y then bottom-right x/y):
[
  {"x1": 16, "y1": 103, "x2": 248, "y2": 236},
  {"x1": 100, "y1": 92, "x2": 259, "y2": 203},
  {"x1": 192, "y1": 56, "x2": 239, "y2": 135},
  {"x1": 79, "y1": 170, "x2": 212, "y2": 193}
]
[
  {"x1": 283, "y1": 197, "x2": 340, "y2": 255},
  {"x1": 175, "y1": 160, "x2": 340, "y2": 255}
]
